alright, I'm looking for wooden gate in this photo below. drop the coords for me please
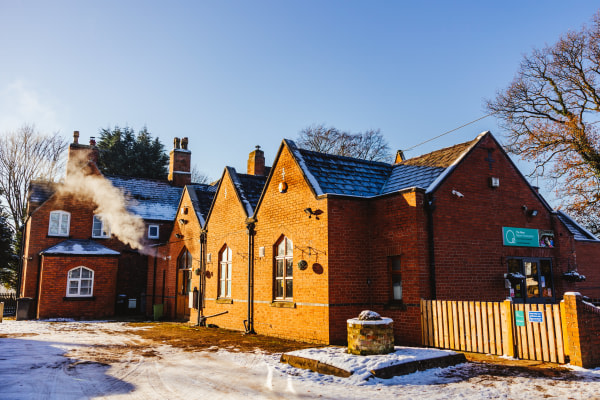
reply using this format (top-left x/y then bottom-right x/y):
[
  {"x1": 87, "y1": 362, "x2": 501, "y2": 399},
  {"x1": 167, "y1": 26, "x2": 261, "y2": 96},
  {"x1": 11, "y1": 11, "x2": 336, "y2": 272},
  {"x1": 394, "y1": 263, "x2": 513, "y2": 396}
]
[{"x1": 420, "y1": 299, "x2": 566, "y2": 363}]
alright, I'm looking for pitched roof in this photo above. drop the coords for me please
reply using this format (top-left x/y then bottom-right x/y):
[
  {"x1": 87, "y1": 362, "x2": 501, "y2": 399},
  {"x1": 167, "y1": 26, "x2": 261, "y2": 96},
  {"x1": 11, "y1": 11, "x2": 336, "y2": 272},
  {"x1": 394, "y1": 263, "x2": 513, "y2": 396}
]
[
  {"x1": 286, "y1": 135, "x2": 480, "y2": 197},
  {"x1": 40, "y1": 239, "x2": 120, "y2": 256},
  {"x1": 29, "y1": 181, "x2": 57, "y2": 204},
  {"x1": 401, "y1": 139, "x2": 479, "y2": 168},
  {"x1": 187, "y1": 183, "x2": 218, "y2": 226},
  {"x1": 106, "y1": 175, "x2": 184, "y2": 221},
  {"x1": 556, "y1": 211, "x2": 600, "y2": 242},
  {"x1": 287, "y1": 141, "x2": 393, "y2": 197},
  {"x1": 228, "y1": 167, "x2": 268, "y2": 216}
]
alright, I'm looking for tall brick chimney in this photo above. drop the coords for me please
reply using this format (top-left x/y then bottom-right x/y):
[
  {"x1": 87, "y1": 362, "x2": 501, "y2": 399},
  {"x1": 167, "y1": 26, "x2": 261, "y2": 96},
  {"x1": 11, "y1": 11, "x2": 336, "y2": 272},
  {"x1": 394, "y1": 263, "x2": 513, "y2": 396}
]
[
  {"x1": 247, "y1": 145, "x2": 265, "y2": 176},
  {"x1": 168, "y1": 136, "x2": 191, "y2": 186},
  {"x1": 67, "y1": 131, "x2": 99, "y2": 177}
]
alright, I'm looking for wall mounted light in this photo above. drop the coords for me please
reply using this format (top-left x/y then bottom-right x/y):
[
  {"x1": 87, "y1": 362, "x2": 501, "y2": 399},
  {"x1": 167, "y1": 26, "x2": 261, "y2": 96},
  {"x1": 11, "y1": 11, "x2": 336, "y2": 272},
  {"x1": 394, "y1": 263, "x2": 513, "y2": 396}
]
[
  {"x1": 528, "y1": 209, "x2": 538, "y2": 217},
  {"x1": 304, "y1": 208, "x2": 315, "y2": 217},
  {"x1": 163, "y1": 255, "x2": 171, "y2": 261},
  {"x1": 175, "y1": 233, "x2": 184, "y2": 239},
  {"x1": 178, "y1": 219, "x2": 188, "y2": 225},
  {"x1": 207, "y1": 253, "x2": 212, "y2": 263}
]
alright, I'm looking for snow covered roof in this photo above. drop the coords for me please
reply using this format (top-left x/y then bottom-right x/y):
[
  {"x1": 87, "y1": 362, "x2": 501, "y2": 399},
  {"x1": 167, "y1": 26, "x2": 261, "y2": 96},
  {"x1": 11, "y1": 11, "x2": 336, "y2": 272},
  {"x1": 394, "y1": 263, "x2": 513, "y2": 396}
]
[
  {"x1": 286, "y1": 135, "x2": 480, "y2": 198},
  {"x1": 40, "y1": 239, "x2": 120, "y2": 256},
  {"x1": 227, "y1": 167, "x2": 268, "y2": 216},
  {"x1": 187, "y1": 183, "x2": 218, "y2": 226},
  {"x1": 106, "y1": 175, "x2": 184, "y2": 221},
  {"x1": 288, "y1": 141, "x2": 393, "y2": 197},
  {"x1": 556, "y1": 211, "x2": 600, "y2": 242}
]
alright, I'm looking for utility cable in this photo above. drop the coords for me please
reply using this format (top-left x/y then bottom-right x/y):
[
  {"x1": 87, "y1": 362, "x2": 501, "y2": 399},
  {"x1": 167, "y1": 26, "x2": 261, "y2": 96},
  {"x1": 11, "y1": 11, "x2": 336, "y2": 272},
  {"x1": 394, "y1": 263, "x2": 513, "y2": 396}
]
[{"x1": 402, "y1": 111, "x2": 497, "y2": 152}]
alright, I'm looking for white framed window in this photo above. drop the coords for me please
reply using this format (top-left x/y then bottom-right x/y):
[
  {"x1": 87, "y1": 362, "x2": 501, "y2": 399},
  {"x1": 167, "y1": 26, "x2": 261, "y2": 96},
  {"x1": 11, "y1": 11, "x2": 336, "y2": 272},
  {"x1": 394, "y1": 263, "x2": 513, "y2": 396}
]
[
  {"x1": 92, "y1": 215, "x2": 110, "y2": 238},
  {"x1": 48, "y1": 210, "x2": 70, "y2": 237},
  {"x1": 66, "y1": 266, "x2": 94, "y2": 297},
  {"x1": 219, "y1": 246, "x2": 232, "y2": 298},
  {"x1": 274, "y1": 236, "x2": 293, "y2": 300},
  {"x1": 148, "y1": 225, "x2": 159, "y2": 239}
]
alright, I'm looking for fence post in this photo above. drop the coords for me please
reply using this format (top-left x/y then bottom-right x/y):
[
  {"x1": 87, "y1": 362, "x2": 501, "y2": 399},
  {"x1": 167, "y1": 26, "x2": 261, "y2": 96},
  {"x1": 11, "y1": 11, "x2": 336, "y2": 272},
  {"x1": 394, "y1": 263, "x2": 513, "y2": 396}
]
[
  {"x1": 0, "y1": 302, "x2": 3, "y2": 323},
  {"x1": 501, "y1": 299, "x2": 514, "y2": 358}
]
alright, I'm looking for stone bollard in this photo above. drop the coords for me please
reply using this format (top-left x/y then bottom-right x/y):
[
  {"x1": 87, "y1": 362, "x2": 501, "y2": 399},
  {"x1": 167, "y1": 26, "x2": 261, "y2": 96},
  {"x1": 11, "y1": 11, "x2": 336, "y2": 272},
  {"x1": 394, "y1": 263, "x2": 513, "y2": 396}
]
[{"x1": 347, "y1": 310, "x2": 394, "y2": 355}]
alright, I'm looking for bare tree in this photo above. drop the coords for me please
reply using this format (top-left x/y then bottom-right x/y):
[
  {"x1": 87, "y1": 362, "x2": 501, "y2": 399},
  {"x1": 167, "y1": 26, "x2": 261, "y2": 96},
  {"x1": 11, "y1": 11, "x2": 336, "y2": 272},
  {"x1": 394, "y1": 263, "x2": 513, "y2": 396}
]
[
  {"x1": 297, "y1": 124, "x2": 392, "y2": 162},
  {"x1": 191, "y1": 164, "x2": 211, "y2": 184},
  {"x1": 486, "y1": 13, "x2": 600, "y2": 232},
  {"x1": 0, "y1": 125, "x2": 68, "y2": 230}
]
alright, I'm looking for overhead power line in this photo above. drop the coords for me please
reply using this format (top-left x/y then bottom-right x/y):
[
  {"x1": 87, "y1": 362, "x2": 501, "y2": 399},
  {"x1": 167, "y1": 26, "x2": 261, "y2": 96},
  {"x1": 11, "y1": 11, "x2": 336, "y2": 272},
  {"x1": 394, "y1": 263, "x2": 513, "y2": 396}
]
[{"x1": 402, "y1": 112, "x2": 497, "y2": 152}]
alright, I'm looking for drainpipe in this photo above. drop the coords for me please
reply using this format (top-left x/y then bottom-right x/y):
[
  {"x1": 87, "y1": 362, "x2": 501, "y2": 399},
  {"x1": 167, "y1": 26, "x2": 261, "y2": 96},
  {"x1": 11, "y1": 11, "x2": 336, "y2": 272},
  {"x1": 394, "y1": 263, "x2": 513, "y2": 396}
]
[
  {"x1": 425, "y1": 193, "x2": 437, "y2": 299},
  {"x1": 245, "y1": 218, "x2": 256, "y2": 334},
  {"x1": 197, "y1": 229, "x2": 207, "y2": 326}
]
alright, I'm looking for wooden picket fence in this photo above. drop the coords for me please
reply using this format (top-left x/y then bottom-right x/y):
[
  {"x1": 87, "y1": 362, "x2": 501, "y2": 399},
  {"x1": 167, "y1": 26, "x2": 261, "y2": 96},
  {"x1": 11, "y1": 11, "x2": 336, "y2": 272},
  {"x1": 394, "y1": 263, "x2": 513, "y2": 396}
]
[{"x1": 420, "y1": 299, "x2": 566, "y2": 363}]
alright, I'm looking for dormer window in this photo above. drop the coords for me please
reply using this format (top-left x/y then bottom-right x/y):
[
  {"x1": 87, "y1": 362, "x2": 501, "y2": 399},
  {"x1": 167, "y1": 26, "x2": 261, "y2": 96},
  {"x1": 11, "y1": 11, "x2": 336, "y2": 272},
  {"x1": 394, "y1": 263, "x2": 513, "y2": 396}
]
[
  {"x1": 48, "y1": 211, "x2": 70, "y2": 237},
  {"x1": 92, "y1": 215, "x2": 110, "y2": 238},
  {"x1": 148, "y1": 225, "x2": 159, "y2": 239}
]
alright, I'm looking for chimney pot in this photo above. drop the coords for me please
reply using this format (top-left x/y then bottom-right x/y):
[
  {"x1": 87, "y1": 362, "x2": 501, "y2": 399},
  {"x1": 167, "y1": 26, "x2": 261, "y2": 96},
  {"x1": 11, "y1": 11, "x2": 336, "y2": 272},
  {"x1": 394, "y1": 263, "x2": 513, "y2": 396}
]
[
  {"x1": 181, "y1": 137, "x2": 188, "y2": 150},
  {"x1": 174, "y1": 137, "x2": 180, "y2": 149},
  {"x1": 89, "y1": 137, "x2": 96, "y2": 146},
  {"x1": 73, "y1": 131, "x2": 79, "y2": 144}
]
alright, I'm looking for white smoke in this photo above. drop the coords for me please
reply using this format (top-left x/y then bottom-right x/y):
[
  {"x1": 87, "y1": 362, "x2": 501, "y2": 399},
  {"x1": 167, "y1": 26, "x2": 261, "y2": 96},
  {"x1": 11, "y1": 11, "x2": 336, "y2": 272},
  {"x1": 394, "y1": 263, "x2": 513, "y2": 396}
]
[{"x1": 59, "y1": 151, "x2": 146, "y2": 250}]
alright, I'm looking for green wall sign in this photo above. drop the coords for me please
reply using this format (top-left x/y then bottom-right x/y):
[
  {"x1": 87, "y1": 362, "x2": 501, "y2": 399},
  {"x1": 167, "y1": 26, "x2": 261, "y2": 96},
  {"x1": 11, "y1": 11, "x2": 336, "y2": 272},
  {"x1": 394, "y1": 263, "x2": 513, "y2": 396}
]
[{"x1": 503, "y1": 227, "x2": 540, "y2": 247}]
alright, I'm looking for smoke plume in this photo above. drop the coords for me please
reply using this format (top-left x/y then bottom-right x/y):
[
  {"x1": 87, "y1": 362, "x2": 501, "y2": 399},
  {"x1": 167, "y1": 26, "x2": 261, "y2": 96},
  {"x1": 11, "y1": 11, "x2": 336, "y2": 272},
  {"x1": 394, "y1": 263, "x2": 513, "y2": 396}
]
[{"x1": 59, "y1": 151, "x2": 146, "y2": 250}]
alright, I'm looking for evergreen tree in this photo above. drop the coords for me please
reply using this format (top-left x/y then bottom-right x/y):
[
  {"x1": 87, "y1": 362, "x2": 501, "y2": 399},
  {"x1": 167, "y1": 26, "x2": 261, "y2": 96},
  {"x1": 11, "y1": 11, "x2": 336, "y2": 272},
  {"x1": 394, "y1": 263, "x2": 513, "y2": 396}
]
[
  {"x1": 96, "y1": 126, "x2": 169, "y2": 179},
  {"x1": 0, "y1": 213, "x2": 17, "y2": 290}
]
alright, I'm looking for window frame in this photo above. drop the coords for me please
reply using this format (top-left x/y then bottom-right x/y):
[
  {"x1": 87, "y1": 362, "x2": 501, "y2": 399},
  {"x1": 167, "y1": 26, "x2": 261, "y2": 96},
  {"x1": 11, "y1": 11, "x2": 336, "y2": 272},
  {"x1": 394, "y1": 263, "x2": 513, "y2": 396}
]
[
  {"x1": 148, "y1": 224, "x2": 160, "y2": 239},
  {"x1": 178, "y1": 248, "x2": 193, "y2": 295},
  {"x1": 92, "y1": 215, "x2": 110, "y2": 239},
  {"x1": 389, "y1": 256, "x2": 402, "y2": 302},
  {"x1": 218, "y1": 245, "x2": 232, "y2": 299},
  {"x1": 274, "y1": 236, "x2": 293, "y2": 301},
  {"x1": 48, "y1": 210, "x2": 70, "y2": 237},
  {"x1": 66, "y1": 266, "x2": 94, "y2": 297},
  {"x1": 507, "y1": 257, "x2": 555, "y2": 304}
]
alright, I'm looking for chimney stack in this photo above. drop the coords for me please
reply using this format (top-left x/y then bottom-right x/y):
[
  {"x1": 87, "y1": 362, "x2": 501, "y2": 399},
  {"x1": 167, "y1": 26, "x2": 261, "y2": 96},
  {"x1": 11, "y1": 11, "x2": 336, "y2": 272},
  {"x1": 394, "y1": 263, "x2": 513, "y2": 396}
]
[
  {"x1": 67, "y1": 131, "x2": 99, "y2": 177},
  {"x1": 247, "y1": 145, "x2": 265, "y2": 176},
  {"x1": 168, "y1": 136, "x2": 192, "y2": 186},
  {"x1": 394, "y1": 150, "x2": 405, "y2": 164}
]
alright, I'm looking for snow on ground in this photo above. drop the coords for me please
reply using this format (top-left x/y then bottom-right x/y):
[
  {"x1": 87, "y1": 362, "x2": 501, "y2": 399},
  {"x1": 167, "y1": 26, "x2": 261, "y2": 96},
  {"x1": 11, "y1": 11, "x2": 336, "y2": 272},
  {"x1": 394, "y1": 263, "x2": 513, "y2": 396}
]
[{"x1": 2, "y1": 320, "x2": 600, "y2": 399}]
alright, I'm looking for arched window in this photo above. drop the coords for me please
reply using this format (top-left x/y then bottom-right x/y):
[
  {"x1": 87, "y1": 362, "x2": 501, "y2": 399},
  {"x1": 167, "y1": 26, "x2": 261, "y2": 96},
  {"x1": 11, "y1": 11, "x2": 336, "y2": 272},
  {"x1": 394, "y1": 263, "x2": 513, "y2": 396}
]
[
  {"x1": 219, "y1": 246, "x2": 232, "y2": 298},
  {"x1": 49, "y1": 210, "x2": 70, "y2": 237},
  {"x1": 274, "y1": 236, "x2": 293, "y2": 300},
  {"x1": 66, "y1": 266, "x2": 94, "y2": 297},
  {"x1": 178, "y1": 248, "x2": 193, "y2": 295}
]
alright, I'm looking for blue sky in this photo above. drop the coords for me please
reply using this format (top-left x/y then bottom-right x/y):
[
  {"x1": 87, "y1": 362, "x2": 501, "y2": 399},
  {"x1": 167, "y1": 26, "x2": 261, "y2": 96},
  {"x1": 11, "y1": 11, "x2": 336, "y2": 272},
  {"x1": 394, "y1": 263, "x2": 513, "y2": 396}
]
[{"x1": 0, "y1": 1, "x2": 598, "y2": 200}]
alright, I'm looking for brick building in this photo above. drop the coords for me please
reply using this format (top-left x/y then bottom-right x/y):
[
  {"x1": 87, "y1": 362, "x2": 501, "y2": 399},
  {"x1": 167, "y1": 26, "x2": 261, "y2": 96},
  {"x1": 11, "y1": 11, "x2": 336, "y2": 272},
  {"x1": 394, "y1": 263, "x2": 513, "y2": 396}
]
[
  {"x1": 18, "y1": 132, "x2": 211, "y2": 319},
  {"x1": 148, "y1": 131, "x2": 600, "y2": 345},
  {"x1": 20, "y1": 130, "x2": 600, "y2": 346}
]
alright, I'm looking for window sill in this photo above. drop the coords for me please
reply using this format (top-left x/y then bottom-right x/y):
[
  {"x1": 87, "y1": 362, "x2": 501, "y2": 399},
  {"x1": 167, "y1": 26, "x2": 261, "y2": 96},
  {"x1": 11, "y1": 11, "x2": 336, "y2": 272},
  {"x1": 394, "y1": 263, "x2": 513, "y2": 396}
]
[
  {"x1": 384, "y1": 301, "x2": 407, "y2": 311},
  {"x1": 63, "y1": 296, "x2": 95, "y2": 301},
  {"x1": 216, "y1": 298, "x2": 233, "y2": 304},
  {"x1": 270, "y1": 301, "x2": 296, "y2": 308}
]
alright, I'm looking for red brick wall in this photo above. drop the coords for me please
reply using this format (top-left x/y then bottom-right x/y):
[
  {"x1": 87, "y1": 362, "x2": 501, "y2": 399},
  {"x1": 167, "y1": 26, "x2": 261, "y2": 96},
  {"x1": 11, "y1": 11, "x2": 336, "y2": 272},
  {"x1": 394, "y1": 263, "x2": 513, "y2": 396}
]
[
  {"x1": 562, "y1": 292, "x2": 600, "y2": 368},
  {"x1": 201, "y1": 170, "x2": 252, "y2": 329},
  {"x1": 37, "y1": 255, "x2": 118, "y2": 319},
  {"x1": 22, "y1": 188, "x2": 153, "y2": 318},
  {"x1": 432, "y1": 134, "x2": 564, "y2": 301},
  {"x1": 252, "y1": 145, "x2": 331, "y2": 343},
  {"x1": 571, "y1": 241, "x2": 600, "y2": 299}
]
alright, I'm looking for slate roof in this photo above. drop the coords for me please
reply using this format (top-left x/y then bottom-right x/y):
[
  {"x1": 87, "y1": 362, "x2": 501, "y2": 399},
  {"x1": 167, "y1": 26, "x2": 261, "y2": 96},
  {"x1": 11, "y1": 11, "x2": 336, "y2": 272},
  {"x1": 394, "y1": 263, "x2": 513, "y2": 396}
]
[
  {"x1": 40, "y1": 239, "x2": 120, "y2": 256},
  {"x1": 287, "y1": 136, "x2": 478, "y2": 197},
  {"x1": 29, "y1": 181, "x2": 57, "y2": 204},
  {"x1": 227, "y1": 167, "x2": 268, "y2": 216},
  {"x1": 289, "y1": 142, "x2": 393, "y2": 197},
  {"x1": 187, "y1": 184, "x2": 218, "y2": 226},
  {"x1": 556, "y1": 211, "x2": 600, "y2": 242},
  {"x1": 106, "y1": 175, "x2": 184, "y2": 221}
]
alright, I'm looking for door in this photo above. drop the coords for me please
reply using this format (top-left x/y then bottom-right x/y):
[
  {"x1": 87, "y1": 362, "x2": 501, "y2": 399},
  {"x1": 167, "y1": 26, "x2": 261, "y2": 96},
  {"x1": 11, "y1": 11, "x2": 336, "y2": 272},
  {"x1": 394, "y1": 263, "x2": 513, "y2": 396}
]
[{"x1": 176, "y1": 248, "x2": 193, "y2": 319}]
